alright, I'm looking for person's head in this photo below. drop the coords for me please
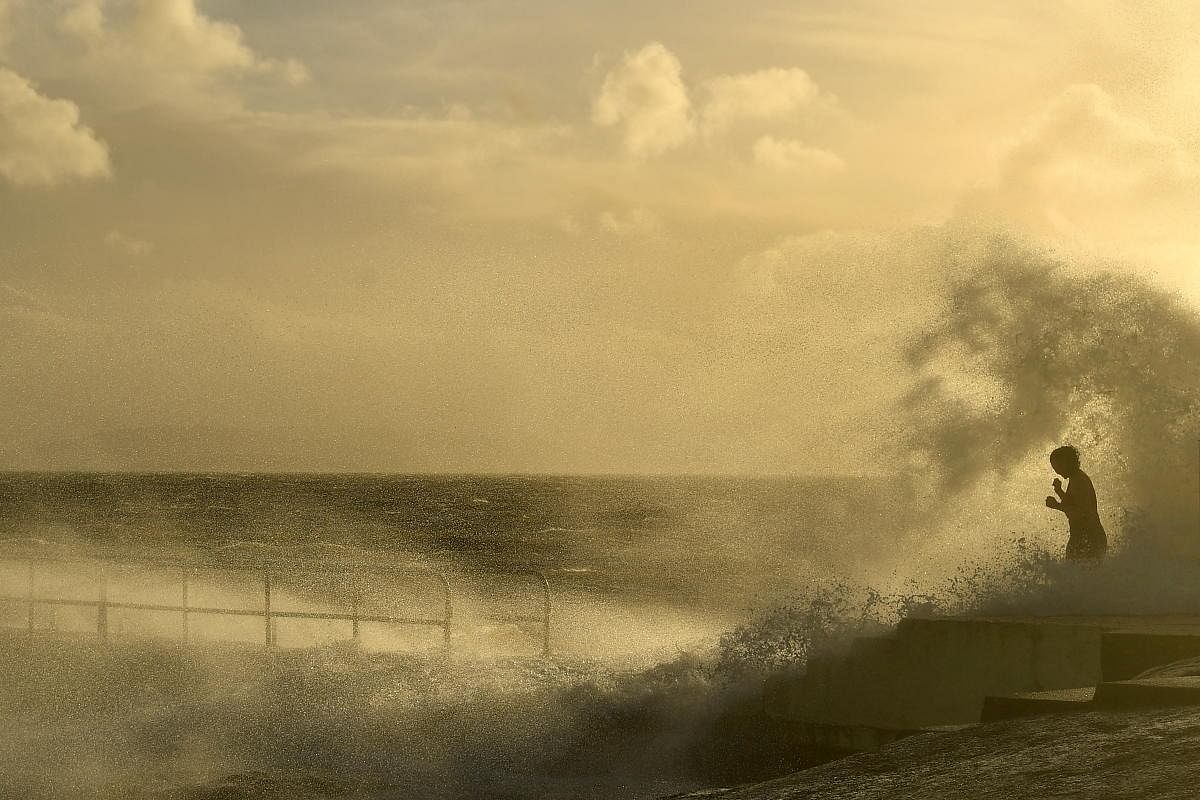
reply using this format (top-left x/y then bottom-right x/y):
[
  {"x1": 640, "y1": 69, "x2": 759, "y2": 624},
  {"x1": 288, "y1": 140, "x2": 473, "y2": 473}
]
[{"x1": 1049, "y1": 445, "x2": 1081, "y2": 478}]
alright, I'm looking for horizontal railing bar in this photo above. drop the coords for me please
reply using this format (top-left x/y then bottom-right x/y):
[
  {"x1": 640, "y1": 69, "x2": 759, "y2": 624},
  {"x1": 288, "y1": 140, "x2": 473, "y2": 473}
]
[
  {"x1": 0, "y1": 554, "x2": 448, "y2": 581},
  {"x1": 0, "y1": 595, "x2": 105, "y2": 608},
  {"x1": 0, "y1": 597, "x2": 261, "y2": 616},
  {"x1": 0, "y1": 595, "x2": 443, "y2": 626},
  {"x1": 268, "y1": 611, "x2": 444, "y2": 625}
]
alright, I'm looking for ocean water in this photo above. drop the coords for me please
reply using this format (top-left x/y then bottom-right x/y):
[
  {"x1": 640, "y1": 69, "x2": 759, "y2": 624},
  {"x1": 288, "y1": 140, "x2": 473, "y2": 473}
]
[
  {"x1": 20, "y1": 469, "x2": 1200, "y2": 800},
  {"x1": 0, "y1": 472, "x2": 895, "y2": 631},
  {"x1": 0, "y1": 461, "x2": 1196, "y2": 799},
  {"x1": 0, "y1": 472, "x2": 900, "y2": 800}
]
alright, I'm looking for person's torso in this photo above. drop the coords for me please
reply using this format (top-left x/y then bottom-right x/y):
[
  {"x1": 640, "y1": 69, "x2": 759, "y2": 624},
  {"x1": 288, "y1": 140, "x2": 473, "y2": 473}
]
[{"x1": 1065, "y1": 473, "x2": 1104, "y2": 532}]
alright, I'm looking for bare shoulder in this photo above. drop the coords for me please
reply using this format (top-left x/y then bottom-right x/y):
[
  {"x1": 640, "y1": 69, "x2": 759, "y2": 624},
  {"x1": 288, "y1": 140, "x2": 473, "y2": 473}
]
[{"x1": 1072, "y1": 470, "x2": 1097, "y2": 497}]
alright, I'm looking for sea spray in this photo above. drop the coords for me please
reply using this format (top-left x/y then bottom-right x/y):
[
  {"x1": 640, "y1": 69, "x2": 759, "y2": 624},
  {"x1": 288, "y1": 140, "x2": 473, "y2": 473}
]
[
  {"x1": 895, "y1": 232, "x2": 1200, "y2": 563},
  {"x1": 0, "y1": 635, "x2": 829, "y2": 799},
  {"x1": 717, "y1": 534, "x2": 1200, "y2": 694}
]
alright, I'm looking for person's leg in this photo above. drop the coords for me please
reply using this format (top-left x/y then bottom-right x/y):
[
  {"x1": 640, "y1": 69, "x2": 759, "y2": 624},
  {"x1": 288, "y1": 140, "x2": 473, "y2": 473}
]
[
  {"x1": 1065, "y1": 536, "x2": 1083, "y2": 560},
  {"x1": 1074, "y1": 535, "x2": 1106, "y2": 560}
]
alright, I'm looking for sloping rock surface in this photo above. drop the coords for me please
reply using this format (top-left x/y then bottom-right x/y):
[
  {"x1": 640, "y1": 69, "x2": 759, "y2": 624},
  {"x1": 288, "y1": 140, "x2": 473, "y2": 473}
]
[{"x1": 672, "y1": 708, "x2": 1200, "y2": 800}]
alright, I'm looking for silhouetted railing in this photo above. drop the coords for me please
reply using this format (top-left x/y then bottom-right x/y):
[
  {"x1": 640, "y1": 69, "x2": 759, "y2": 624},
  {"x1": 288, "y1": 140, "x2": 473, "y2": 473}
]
[
  {"x1": 482, "y1": 570, "x2": 553, "y2": 658},
  {"x1": 0, "y1": 555, "x2": 553, "y2": 656}
]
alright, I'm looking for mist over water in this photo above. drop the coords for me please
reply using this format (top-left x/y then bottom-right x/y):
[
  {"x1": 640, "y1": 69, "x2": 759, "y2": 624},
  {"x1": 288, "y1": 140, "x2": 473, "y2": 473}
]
[
  {"x1": 707, "y1": 231, "x2": 1200, "y2": 688},
  {"x1": 3, "y1": 232, "x2": 1200, "y2": 798},
  {"x1": 840, "y1": 232, "x2": 1200, "y2": 594},
  {"x1": 0, "y1": 474, "x2": 891, "y2": 799}
]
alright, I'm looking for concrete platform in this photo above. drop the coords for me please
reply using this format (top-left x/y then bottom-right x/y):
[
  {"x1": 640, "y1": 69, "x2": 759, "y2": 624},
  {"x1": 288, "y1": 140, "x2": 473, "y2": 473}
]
[
  {"x1": 980, "y1": 687, "x2": 1095, "y2": 722},
  {"x1": 766, "y1": 616, "x2": 1108, "y2": 730},
  {"x1": 766, "y1": 614, "x2": 1200, "y2": 749}
]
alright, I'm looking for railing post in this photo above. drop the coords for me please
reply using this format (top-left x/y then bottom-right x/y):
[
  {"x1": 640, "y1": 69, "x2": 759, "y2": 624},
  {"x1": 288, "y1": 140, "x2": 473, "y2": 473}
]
[
  {"x1": 97, "y1": 564, "x2": 108, "y2": 643},
  {"x1": 264, "y1": 571, "x2": 273, "y2": 647},
  {"x1": 439, "y1": 573, "x2": 453, "y2": 656},
  {"x1": 540, "y1": 572, "x2": 551, "y2": 658},
  {"x1": 26, "y1": 560, "x2": 34, "y2": 635},
  {"x1": 181, "y1": 569, "x2": 190, "y2": 643}
]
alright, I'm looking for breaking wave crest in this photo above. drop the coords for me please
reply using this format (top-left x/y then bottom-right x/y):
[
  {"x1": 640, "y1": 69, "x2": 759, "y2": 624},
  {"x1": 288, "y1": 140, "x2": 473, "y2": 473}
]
[{"x1": 892, "y1": 232, "x2": 1200, "y2": 565}]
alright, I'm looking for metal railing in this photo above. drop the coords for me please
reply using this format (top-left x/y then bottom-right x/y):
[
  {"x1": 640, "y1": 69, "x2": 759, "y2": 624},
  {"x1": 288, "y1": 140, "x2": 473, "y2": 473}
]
[
  {"x1": 483, "y1": 570, "x2": 553, "y2": 658},
  {"x1": 0, "y1": 555, "x2": 553, "y2": 656}
]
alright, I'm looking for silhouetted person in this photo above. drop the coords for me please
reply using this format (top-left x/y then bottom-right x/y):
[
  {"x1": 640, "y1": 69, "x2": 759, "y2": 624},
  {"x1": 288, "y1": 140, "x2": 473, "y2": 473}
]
[{"x1": 1044, "y1": 445, "x2": 1107, "y2": 560}]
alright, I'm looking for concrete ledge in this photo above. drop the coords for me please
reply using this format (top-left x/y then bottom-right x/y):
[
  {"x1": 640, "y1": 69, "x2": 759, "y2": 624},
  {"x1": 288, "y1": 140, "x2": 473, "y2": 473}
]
[
  {"x1": 1094, "y1": 676, "x2": 1200, "y2": 709},
  {"x1": 980, "y1": 687, "x2": 1095, "y2": 722},
  {"x1": 769, "y1": 616, "x2": 1104, "y2": 730},
  {"x1": 767, "y1": 615, "x2": 1200, "y2": 751}
]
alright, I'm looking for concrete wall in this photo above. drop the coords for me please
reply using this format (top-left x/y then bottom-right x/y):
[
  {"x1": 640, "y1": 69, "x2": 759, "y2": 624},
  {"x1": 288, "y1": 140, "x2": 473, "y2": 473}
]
[
  {"x1": 766, "y1": 618, "x2": 1103, "y2": 729},
  {"x1": 1101, "y1": 632, "x2": 1200, "y2": 681}
]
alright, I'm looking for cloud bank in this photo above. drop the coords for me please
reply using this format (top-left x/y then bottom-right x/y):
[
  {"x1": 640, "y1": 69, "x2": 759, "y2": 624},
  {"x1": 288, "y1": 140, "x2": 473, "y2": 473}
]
[
  {"x1": 592, "y1": 42, "x2": 694, "y2": 158},
  {"x1": 59, "y1": 0, "x2": 307, "y2": 111},
  {"x1": 0, "y1": 68, "x2": 111, "y2": 187},
  {"x1": 0, "y1": 1, "x2": 1198, "y2": 476},
  {"x1": 701, "y1": 67, "x2": 824, "y2": 137}
]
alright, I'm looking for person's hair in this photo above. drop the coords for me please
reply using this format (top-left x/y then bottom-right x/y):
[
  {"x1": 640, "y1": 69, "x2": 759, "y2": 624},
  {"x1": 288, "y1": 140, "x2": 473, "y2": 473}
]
[{"x1": 1050, "y1": 445, "x2": 1080, "y2": 470}]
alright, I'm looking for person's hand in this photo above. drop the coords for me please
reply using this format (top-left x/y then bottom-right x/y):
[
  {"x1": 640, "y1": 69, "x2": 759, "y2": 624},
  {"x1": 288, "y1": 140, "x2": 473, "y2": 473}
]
[
  {"x1": 1045, "y1": 496, "x2": 1058, "y2": 508},
  {"x1": 1052, "y1": 478, "x2": 1063, "y2": 491}
]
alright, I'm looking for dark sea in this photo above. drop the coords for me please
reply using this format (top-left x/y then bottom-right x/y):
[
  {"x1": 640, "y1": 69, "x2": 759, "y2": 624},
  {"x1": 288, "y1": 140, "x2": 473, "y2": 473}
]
[{"x1": 0, "y1": 472, "x2": 892, "y2": 616}]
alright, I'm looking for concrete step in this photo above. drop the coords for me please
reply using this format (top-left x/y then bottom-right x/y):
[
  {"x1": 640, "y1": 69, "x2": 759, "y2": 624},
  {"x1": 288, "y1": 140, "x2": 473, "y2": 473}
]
[
  {"x1": 1093, "y1": 676, "x2": 1200, "y2": 709},
  {"x1": 979, "y1": 687, "x2": 1095, "y2": 722},
  {"x1": 768, "y1": 615, "x2": 1200, "y2": 752}
]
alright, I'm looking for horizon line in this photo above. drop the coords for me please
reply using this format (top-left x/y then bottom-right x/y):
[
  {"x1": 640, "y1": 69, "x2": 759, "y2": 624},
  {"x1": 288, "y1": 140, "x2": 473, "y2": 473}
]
[{"x1": 0, "y1": 468, "x2": 888, "y2": 480}]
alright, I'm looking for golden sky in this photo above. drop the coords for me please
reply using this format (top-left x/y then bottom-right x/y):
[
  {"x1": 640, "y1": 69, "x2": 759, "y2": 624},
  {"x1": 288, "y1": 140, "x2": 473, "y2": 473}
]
[{"x1": 1, "y1": 0, "x2": 1198, "y2": 473}]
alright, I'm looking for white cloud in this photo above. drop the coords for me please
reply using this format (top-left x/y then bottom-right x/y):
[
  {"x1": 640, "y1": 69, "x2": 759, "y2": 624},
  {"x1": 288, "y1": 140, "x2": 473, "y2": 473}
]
[
  {"x1": 592, "y1": 47, "x2": 835, "y2": 166},
  {"x1": 59, "y1": 0, "x2": 308, "y2": 111},
  {"x1": 598, "y1": 207, "x2": 660, "y2": 237},
  {"x1": 0, "y1": 67, "x2": 111, "y2": 187},
  {"x1": 994, "y1": 83, "x2": 1197, "y2": 200},
  {"x1": 960, "y1": 83, "x2": 1200, "y2": 289},
  {"x1": 592, "y1": 42, "x2": 695, "y2": 157},
  {"x1": 105, "y1": 229, "x2": 154, "y2": 256},
  {"x1": 729, "y1": 230, "x2": 944, "y2": 344},
  {"x1": 753, "y1": 135, "x2": 845, "y2": 174},
  {"x1": 701, "y1": 67, "x2": 824, "y2": 137}
]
